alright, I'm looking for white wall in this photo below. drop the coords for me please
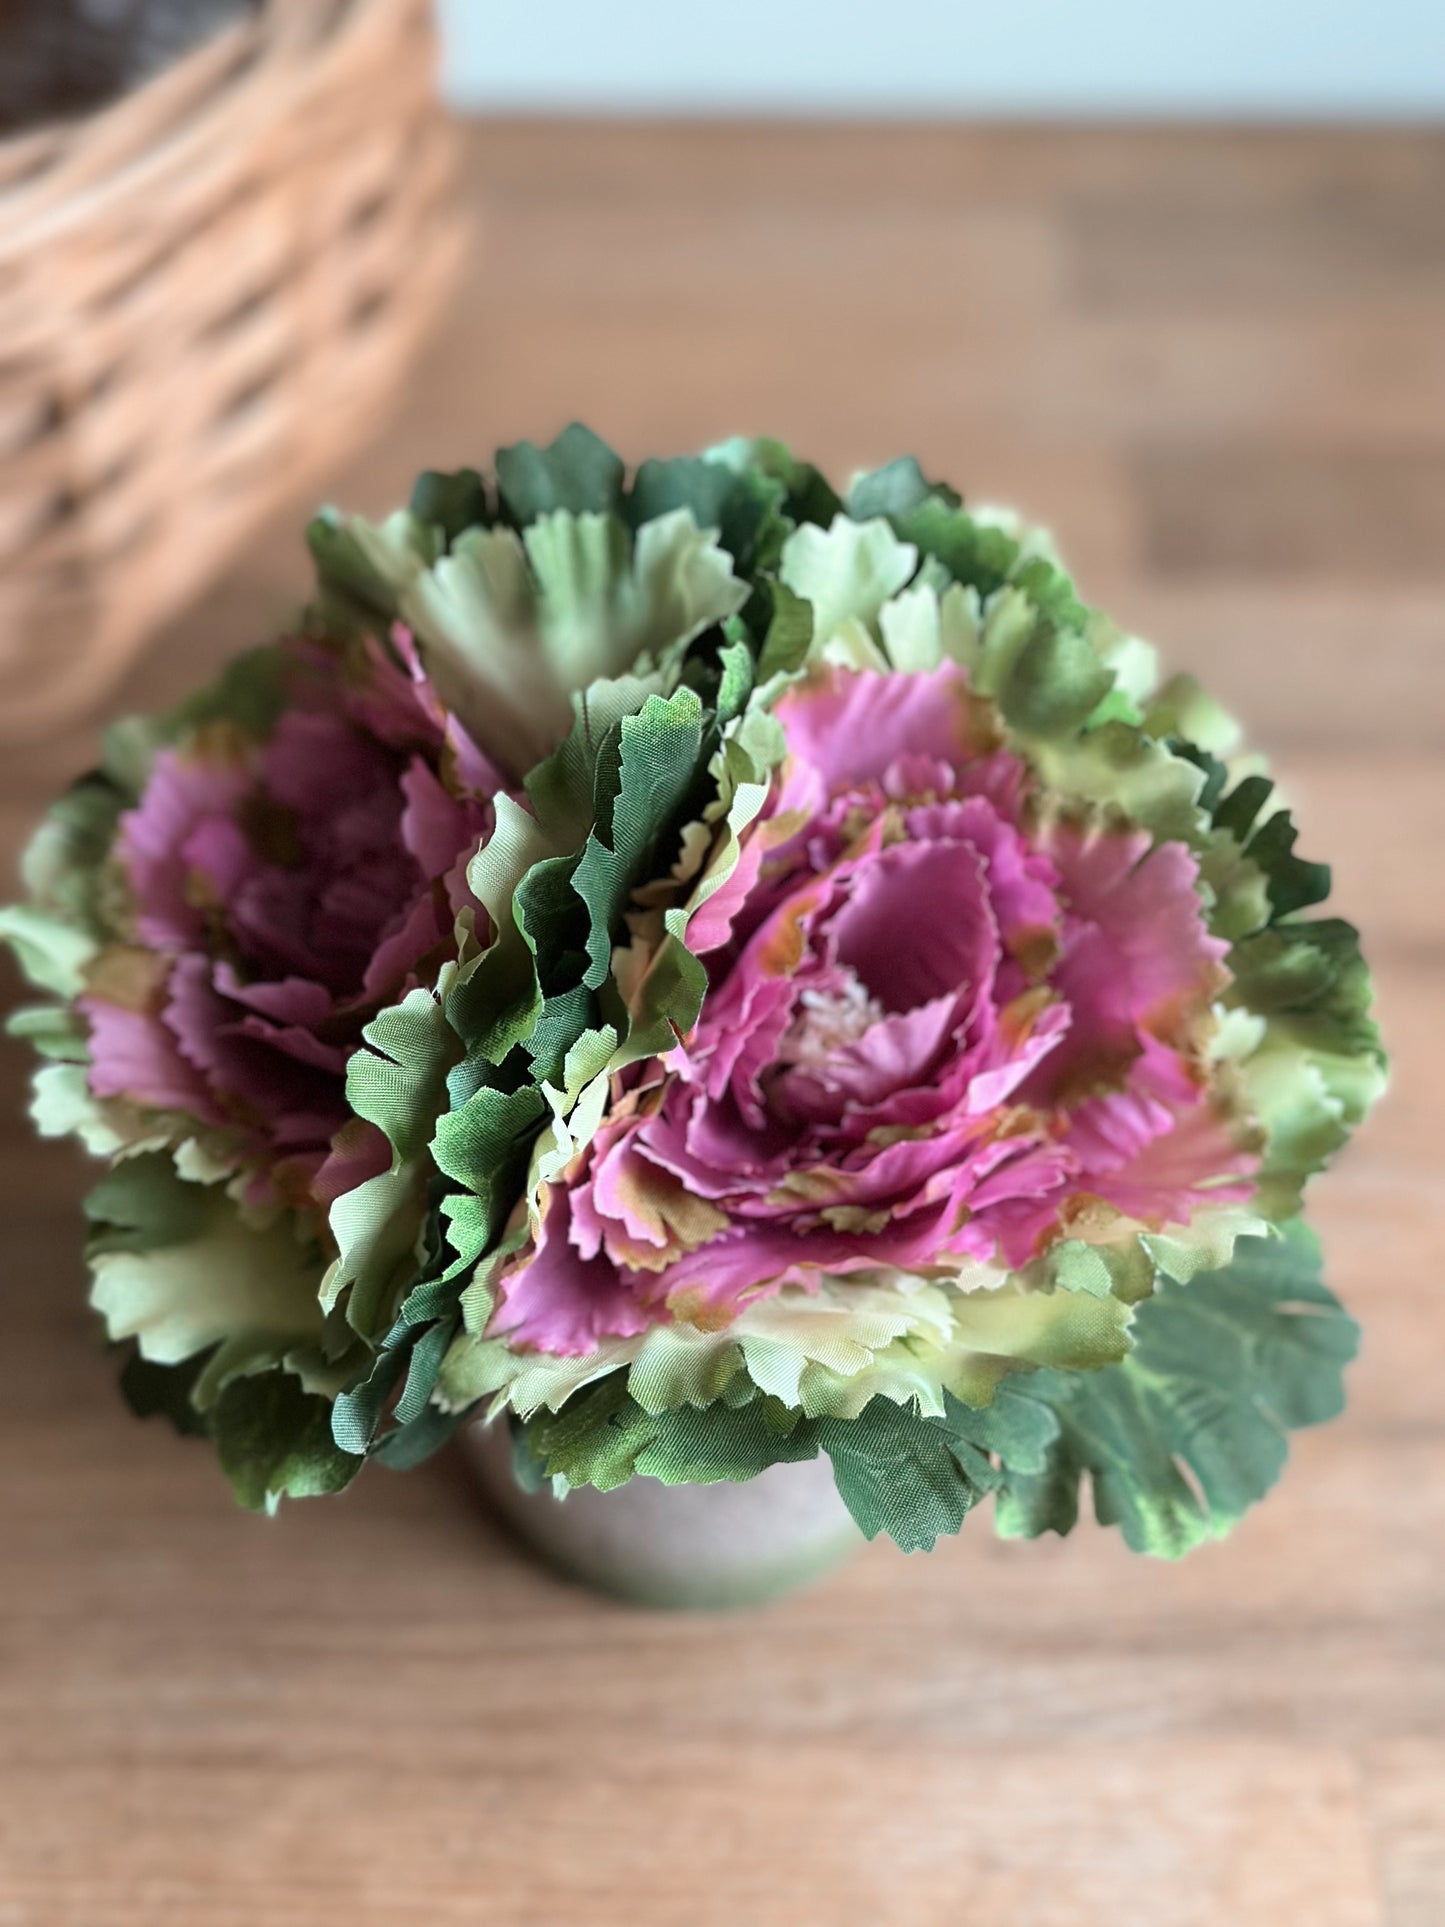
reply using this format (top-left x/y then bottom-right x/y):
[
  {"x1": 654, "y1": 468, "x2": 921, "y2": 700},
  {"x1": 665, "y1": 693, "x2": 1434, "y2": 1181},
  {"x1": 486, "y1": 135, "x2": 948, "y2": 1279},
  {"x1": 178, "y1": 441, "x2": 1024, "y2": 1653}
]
[{"x1": 437, "y1": 0, "x2": 1445, "y2": 118}]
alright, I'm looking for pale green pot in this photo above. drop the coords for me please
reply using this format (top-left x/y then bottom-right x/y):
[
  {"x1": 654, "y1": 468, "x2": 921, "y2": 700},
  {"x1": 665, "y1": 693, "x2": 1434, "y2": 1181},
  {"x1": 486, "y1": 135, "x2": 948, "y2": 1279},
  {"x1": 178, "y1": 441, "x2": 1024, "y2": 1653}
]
[{"x1": 461, "y1": 1419, "x2": 863, "y2": 1610}]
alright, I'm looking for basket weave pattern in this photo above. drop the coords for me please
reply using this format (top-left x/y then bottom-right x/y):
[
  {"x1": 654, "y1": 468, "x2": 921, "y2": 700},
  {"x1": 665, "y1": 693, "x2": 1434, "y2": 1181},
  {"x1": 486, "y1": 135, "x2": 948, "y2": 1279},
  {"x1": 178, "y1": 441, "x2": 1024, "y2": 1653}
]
[{"x1": 0, "y1": 0, "x2": 462, "y2": 741}]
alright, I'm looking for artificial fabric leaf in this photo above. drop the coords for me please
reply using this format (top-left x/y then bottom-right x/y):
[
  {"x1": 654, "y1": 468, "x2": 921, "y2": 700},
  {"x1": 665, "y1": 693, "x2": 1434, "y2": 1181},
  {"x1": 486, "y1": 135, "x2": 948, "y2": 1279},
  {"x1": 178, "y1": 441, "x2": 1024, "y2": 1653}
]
[
  {"x1": 371, "y1": 1400, "x2": 468, "y2": 1470},
  {"x1": 571, "y1": 689, "x2": 706, "y2": 987},
  {"x1": 524, "y1": 1373, "x2": 818, "y2": 1494},
  {"x1": 212, "y1": 1369, "x2": 363, "y2": 1513},
  {"x1": 888, "y1": 495, "x2": 1021, "y2": 599},
  {"x1": 816, "y1": 1400, "x2": 993, "y2": 1552},
  {"x1": 495, "y1": 423, "x2": 626, "y2": 525},
  {"x1": 118, "y1": 1348, "x2": 210, "y2": 1437},
  {"x1": 1225, "y1": 919, "x2": 1386, "y2": 1215},
  {"x1": 306, "y1": 513, "x2": 411, "y2": 632},
  {"x1": 87, "y1": 1154, "x2": 328, "y2": 1401},
  {"x1": 994, "y1": 1223, "x2": 1357, "y2": 1556},
  {"x1": 431, "y1": 1084, "x2": 547, "y2": 1241},
  {"x1": 627, "y1": 453, "x2": 789, "y2": 573},
  {"x1": 410, "y1": 466, "x2": 489, "y2": 542},
  {"x1": 704, "y1": 437, "x2": 843, "y2": 531},
  {"x1": 326, "y1": 987, "x2": 463, "y2": 1341},
  {"x1": 847, "y1": 455, "x2": 959, "y2": 522},
  {"x1": 330, "y1": 1347, "x2": 408, "y2": 1456},
  {"x1": 756, "y1": 580, "x2": 815, "y2": 681},
  {"x1": 996, "y1": 620, "x2": 1116, "y2": 739},
  {"x1": 779, "y1": 516, "x2": 918, "y2": 647}
]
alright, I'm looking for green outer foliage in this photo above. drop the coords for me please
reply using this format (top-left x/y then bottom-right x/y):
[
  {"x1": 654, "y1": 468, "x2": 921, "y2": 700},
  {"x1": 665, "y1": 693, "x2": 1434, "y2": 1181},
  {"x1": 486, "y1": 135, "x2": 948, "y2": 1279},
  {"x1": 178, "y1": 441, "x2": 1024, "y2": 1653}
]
[
  {"x1": 524, "y1": 1224, "x2": 1356, "y2": 1556},
  {"x1": 0, "y1": 638, "x2": 375, "y2": 1513},
  {"x1": 994, "y1": 1223, "x2": 1357, "y2": 1556},
  {"x1": 83, "y1": 1150, "x2": 367, "y2": 1507},
  {"x1": 211, "y1": 1371, "x2": 363, "y2": 1514},
  {"x1": 118, "y1": 1349, "x2": 210, "y2": 1437}
]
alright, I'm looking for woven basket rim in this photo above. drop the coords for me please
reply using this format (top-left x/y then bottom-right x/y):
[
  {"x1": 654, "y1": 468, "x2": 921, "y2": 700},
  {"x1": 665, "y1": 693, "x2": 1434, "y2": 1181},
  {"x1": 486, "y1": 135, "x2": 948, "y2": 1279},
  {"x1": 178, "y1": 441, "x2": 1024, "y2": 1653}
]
[{"x1": 0, "y1": 0, "x2": 414, "y2": 257}]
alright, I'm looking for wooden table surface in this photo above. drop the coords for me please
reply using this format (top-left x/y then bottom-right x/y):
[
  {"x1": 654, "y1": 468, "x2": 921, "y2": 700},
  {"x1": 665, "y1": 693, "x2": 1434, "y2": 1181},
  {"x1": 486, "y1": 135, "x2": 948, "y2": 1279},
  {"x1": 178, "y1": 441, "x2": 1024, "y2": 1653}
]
[{"x1": 1, "y1": 121, "x2": 1442, "y2": 1926}]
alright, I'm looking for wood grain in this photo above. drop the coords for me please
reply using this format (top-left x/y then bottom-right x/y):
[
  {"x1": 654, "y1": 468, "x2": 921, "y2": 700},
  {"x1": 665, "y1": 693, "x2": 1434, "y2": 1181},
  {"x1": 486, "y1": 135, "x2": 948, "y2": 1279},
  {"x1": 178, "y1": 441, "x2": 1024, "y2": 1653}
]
[{"x1": 1, "y1": 120, "x2": 1442, "y2": 1927}]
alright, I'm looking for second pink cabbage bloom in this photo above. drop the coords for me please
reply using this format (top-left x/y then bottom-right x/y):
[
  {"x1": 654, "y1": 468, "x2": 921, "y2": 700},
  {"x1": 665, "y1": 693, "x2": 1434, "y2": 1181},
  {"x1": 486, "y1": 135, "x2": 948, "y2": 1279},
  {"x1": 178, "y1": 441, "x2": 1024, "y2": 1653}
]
[{"x1": 82, "y1": 632, "x2": 501, "y2": 1209}]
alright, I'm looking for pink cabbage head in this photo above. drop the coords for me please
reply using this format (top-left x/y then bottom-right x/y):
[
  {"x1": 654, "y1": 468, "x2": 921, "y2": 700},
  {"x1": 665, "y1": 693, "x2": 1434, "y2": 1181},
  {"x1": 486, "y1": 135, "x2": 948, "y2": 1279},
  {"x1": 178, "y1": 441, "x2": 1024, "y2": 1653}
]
[{"x1": 491, "y1": 663, "x2": 1259, "y2": 1353}]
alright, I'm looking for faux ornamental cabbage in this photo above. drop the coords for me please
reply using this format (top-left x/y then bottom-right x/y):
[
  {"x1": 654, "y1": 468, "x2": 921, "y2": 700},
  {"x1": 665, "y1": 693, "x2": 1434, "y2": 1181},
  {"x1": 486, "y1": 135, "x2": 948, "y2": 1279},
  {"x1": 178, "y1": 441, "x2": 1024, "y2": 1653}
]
[{"x1": 1, "y1": 427, "x2": 1385, "y2": 1552}]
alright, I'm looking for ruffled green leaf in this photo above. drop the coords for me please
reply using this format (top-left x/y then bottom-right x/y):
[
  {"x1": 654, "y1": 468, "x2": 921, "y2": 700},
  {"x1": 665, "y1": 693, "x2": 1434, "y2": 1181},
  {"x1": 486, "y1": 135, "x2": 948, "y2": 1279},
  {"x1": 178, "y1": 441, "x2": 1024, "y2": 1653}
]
[
  {"x1": 0, "y1": 771, "x2": 131, "y2": 998},
  {"x1": 627, "y1": 452, "x2": 790, "y2": 574},
  {"x1": 818, "y1": 1399, "x2": 992, "y2": 1551},
  {"x1": 495, "y1": 423, "x2": 626, "y2": 525},
  {"x1": 385, "y1": 506, "x2": 747, "y2": 774},
  {"x1": 409, "y1": 465, "x2": 489, "y2": 542},
  {"x1": 29, "y1": 1062, "x2": 132, "y2": 1156},
  {"x1": 818, "y1": 1383, "x2": 1063, "y2": 1551},
  {"x1": 994, "y1": 1223, "x2": 1357, "y2": 1556},
  {"x1": 704, "y1": 436, "x2": 843, "y2": 532},
  {"x1": 520, "y1": 1369, "x2": 1060, "y2": 1554},
  {"x1": 6, "y1": 1004, "x2": 90, "y2": 1062},
  {"x1": 0, "y1": 903, "x2": 97, "y2": 1002},
  {"x1": 85, "y1": 1154, "x2": 331, "y2": 1410},
  {"x1": 212, "y1": 1369, "x2": 363, "y2": 1514},
  {"x1": 1187, "y1": 755, "x2": 1334, "y2": 925},
  {"x1": 1223, "y1": 919, "x2": 1386, "y2": 1215},
  {"x1": 779, "y1": 516, "x2": 918, "y2": 650},
  {"x1": 326, "y1": 988, "x2": 464, "y2": 1340},
  {"x1": 887, "y1": 495, "x2": 1022, "y2": 599},
  {"x1": 432, "y1": 1084, "x2": 547, "y2": 1238},
  {"x1": 847, "y1": 455, "x2": 960, "y2": 523},
  {"x1": 462, "y1": 1262, "x2": 1134, "y2": 1446},
  {"x1": 755, "y1": 580, "x2": 815, "y2": 680},
  {"x1": 118, "y1": 1348, "x2": 210, "y2": 1438},
  {"x1": 571, "y1": 689, "x2": 707, "y2": 987},
  {"x1": 306, "y1": 510, "x2": 419, "y2": 633},
  {"x1": 525, "y1": 1374, "x2": 818, "y2": 1494}
]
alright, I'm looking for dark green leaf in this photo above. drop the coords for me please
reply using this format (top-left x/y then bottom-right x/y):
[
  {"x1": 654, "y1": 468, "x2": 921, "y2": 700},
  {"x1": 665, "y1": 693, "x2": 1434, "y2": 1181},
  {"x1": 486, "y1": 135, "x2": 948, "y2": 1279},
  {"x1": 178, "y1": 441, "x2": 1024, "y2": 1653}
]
[
  {"x1": 570, "y1": 690, "x2": 706, "y2": 988},
  {"x1": 1213, "y1": 771, "x2": 1276, "y2": 841},
  {"x1": 1226, "y1": 919, "x2": 1381, "y2": 1056},
  {"x1": 1011, "y1": 555, "x2": 1088, "y2": 632},
  {"x1": 994, "y1": 1223, "x2": 1358, "y2": 1557},
  {"x1": 756, "y1": 580, "x2": 815, "y2": 680},
  {"x1": 998, "y1": 623, "x2": 1115, "y2": 738},
  {"x1": 330, "y1": 1347, "x2": 408, "y2": 1456},
  {"x1": 627, "y1": 455, "x2": 789, "y2": 573},
  {"x1": 372, "y1": 1400, "x2": 468, "y2": 1471},
  {"x1": 213, "y1": 1371, "x2": 363, "y2": 1512},
  {"x1": 432, "y1": 1084, "x2": 547, "y2": 1242},
  {"x1": 847, "y1": 456, "x2": 959, "y2": 522},
  {"x1": 818, "y1": 1401, "x2": 989, "y2": 1552},
  {"x1": 526, "y1": 1374, "x2": 817, "y2": 1494},
  {"x1": 392, "y1": 1317, "x2": 458, "y2": 1428},
  {"x1": 943, "y1": 1381, "x2": 1061, "y2": 1474},
  {"x1": 410, "y1": 467, "x2": 490, "y2": 543},
  {"x1": 118, "y1": 1348, "x2": 210, "y2": 1438},
  {"x1": 494, "y1": 423, "x2": 625, "y2": 525},
  {"x1": 1245, "y1": 810, "x2": 1333, "y2": 921},
  {"x1": 890, "y1": 497, "x2": 1020, "y2": 597},
  {"x1": 706, "y1": 437, "x2": 843, "y2": 532}
]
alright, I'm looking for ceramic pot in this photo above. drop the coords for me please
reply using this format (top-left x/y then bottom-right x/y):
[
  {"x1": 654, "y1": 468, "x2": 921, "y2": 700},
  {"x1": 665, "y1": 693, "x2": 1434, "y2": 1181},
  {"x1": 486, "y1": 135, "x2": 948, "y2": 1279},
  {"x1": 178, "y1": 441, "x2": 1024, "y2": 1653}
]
[{"x1": 461, "y1": 1419, "x2": 863, "y2": 1609}]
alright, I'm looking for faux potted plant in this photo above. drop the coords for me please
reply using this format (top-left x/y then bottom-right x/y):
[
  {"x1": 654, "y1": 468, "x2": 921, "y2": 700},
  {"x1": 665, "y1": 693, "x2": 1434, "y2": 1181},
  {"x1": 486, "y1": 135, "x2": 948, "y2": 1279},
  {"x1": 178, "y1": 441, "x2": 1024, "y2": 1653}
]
[{"x1": 0, "y1": 427, "x2": 1384, "y2": 1606}]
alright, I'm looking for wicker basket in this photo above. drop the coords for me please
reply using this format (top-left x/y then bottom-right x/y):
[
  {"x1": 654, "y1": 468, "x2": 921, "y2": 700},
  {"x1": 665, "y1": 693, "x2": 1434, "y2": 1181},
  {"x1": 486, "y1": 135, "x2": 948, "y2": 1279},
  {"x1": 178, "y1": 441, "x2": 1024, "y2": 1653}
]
[{"x1": 0, "y1": 0, "x2": 463, "y2": 742}]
